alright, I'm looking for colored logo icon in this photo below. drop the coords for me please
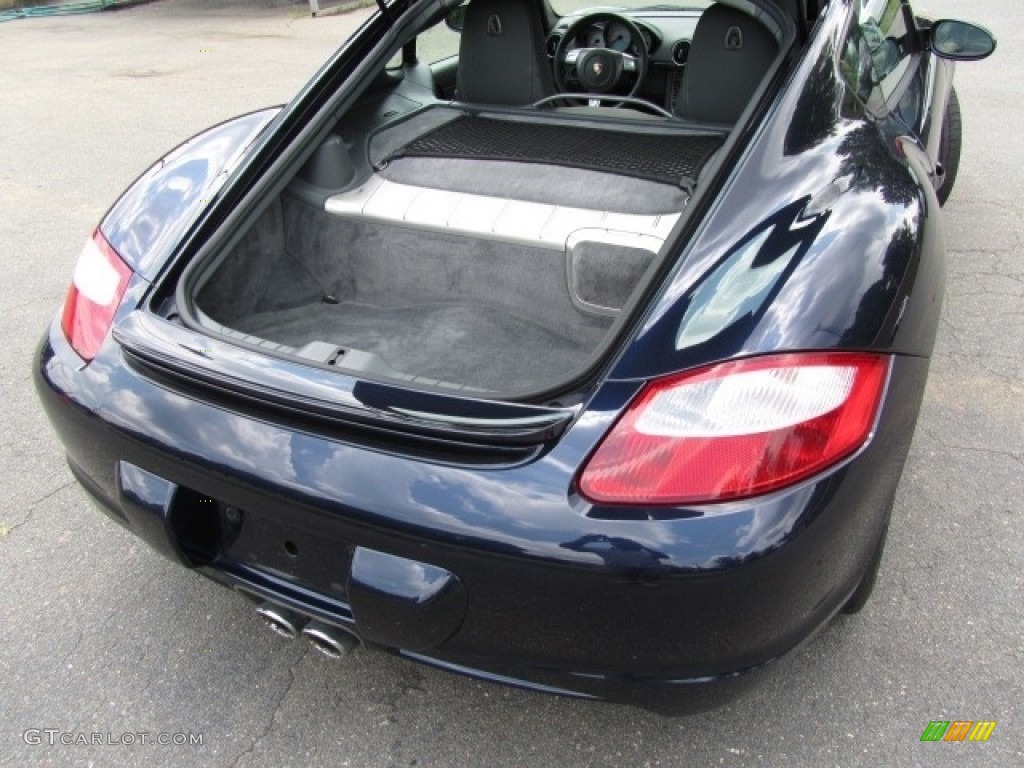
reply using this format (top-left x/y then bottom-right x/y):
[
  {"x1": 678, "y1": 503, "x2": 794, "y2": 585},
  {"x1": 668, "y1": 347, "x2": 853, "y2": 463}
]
[{"x1": 920, "y1": 721, "x2": 997, "y2": 742}]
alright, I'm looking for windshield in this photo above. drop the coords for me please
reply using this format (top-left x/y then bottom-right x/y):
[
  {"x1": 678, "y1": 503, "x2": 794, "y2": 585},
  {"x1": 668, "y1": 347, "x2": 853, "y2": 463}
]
[{"x1": 550, "y1": 0, "x2": 715, "y2": 15}]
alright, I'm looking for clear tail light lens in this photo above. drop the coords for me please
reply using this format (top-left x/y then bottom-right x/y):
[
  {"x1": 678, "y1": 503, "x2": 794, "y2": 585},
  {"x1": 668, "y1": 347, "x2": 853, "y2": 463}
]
[
  {"x1": 579, "y1": 353, "x2": 891, "y2": 505},
  {"x1": 60, "y1": 230, "x2": 133, "y2": 361}
]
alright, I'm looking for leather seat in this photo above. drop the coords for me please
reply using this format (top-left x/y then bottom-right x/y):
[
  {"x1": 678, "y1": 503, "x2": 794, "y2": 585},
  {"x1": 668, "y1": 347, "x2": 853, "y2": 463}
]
[
  {"x1": 675, "y1": 3, "x2": 780, "y2": 124},
  {"x1": 456, "y1": 0, "x2": 555, "y2": 106}
]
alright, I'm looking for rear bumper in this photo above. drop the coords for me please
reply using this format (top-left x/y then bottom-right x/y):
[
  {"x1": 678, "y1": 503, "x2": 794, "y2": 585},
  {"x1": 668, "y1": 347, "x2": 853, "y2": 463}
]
[{"x1": 34, "y1": 317, "x2": 930, "y2": 711}]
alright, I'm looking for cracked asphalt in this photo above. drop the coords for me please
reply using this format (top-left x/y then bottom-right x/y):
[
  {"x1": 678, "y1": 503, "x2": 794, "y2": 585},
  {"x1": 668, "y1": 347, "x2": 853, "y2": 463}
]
[{"x1": 1, "y1": 1, "x2": 1021, "y2": 766}]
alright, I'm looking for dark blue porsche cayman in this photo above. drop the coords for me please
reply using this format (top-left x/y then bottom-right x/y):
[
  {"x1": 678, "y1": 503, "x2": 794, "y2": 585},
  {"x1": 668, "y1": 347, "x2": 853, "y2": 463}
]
[{"x1": 35, "y1": 0, "x2": 995, "y2": 711}]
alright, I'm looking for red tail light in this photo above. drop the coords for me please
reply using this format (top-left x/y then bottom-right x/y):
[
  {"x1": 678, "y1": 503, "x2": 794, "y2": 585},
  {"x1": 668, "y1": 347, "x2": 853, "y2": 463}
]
[
  {"x1": 60, "y1": 230, "x2": 133, "y2": 361},
  {"x1": 579, "y1": 353, "x2": 891, "y2": 505}
]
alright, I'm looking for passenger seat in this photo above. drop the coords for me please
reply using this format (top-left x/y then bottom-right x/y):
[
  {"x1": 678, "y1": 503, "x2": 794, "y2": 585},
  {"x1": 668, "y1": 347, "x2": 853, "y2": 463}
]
[{"x1": 674, "y1": 3, "x2": 780, "y2": 125}]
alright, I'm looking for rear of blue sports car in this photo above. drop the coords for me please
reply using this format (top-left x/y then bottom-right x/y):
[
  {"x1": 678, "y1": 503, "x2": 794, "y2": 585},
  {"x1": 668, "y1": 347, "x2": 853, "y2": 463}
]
[{"x1": 36, "y1": 0, "x2": 990, "y2": 710}]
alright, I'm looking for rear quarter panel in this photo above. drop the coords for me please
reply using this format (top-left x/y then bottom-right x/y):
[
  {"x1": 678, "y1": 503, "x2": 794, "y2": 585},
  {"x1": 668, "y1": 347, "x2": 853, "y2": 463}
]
[
  {"x1": 100, "y1": 109, "x2": 280, "y2": 280},
  {"x1": 612, "y1": 0, "x2": 945, "y2": 382}
]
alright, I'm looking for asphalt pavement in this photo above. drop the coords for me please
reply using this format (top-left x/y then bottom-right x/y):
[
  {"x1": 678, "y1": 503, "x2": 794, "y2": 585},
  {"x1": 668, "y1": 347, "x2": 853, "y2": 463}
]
[{"x1": 0, "y1": 1, "x2": 1021, "y2": 766}]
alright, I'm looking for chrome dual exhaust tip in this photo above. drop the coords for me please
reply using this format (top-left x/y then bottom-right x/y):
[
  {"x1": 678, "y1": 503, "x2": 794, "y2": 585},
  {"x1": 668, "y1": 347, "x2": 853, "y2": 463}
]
[
  {"x1": 255, "y1": 602, "x2": 307, "y2": 640},
  {"x1": 255, "y1": 602, "x2": 358, "y2": 659},
  {"x1": 302, "y1": 621, "x2": 359, "y2": 659}
]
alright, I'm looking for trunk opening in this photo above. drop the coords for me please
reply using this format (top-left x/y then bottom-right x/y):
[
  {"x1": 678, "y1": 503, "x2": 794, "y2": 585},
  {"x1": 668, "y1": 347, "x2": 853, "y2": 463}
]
[{"x1": 181, "y1": 107, "x2": 723, "y2": 397}]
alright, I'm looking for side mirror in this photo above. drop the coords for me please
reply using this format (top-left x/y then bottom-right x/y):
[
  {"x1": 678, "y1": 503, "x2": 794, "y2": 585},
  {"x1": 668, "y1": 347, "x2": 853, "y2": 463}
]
[
  {"x1": 928, "y1": 20, "x2": 996, "y2": 61},
  {"x1": 445, "y1": 5, "x2": 467, "y2": 33}
]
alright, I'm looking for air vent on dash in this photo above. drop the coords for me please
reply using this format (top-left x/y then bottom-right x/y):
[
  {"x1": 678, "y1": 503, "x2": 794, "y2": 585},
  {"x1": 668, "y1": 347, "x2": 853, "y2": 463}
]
[
  {"x1": 546, "y1": 34, "x2": 562, "y2": 59},
  {"x1": 671, "y1": 40, "x2": 691, "y2": 65}
]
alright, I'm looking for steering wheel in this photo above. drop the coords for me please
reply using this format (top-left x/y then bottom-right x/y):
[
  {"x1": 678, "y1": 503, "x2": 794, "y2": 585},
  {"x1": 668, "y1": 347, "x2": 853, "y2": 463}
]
[{"x1": 552, "y1": 13, "x2": 650, "y2": 105}]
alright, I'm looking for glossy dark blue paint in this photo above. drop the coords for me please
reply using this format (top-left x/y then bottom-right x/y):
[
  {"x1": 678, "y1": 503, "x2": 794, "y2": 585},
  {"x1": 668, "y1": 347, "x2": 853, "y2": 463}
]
[
  {"x1": 612, "y1": 0, "x2": 943, "y2": 384},
  {"x1": 32, "y1": 0, "x2": 976, "y2": 710},
  {"x1": 116, "y1": 461, "x2": 187, "y2": 564},
  {"x1": 349, "y1": 547, "x2": 467, "y2": 651},
  {"x1": 102, "y1": 109, "x2": 279, "y2": 280},
  {"x1": 35, "y1": 303, "x2": 930, "y2": 710}
]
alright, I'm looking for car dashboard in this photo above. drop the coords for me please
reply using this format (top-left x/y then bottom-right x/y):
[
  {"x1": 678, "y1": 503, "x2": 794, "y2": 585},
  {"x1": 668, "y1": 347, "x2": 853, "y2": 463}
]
[{"x1": 547, "y1": 9, "x2": 703, "y2": 109}]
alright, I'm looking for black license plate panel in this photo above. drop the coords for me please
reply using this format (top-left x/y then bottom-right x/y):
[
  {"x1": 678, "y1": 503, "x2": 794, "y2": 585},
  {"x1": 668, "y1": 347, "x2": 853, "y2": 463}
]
[{"x1": 218, "y1": 505, "x2": 353, "y2": 601}]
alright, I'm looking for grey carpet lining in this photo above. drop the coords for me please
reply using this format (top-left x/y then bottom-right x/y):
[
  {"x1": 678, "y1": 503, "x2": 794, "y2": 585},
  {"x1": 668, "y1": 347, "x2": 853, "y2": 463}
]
[
  {"x1": 367, "y1": 106, "x2": 724, "y2": 213},
  {"x1": 228, "y1": 301, "x2": 593, "y2": 393},
  {"x1": 379, "y1": 157, "x2": 689, "y2": 214},
  {"x1": 276, "y1": 197, "x2": 613, "y2": 348},
  {"x1": 196, "y1": 196, "x2": 621, "y2": 393}
]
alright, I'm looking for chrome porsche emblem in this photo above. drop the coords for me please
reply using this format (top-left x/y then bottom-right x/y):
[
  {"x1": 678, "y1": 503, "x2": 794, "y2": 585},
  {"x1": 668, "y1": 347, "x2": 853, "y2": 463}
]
[{"x1": 592, "y1": 61, "x2": 604, "y2": 76}]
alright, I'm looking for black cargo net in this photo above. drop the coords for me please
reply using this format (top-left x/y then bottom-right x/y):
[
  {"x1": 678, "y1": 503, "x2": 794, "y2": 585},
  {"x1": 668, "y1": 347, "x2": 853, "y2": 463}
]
[{"x1": 384, "y1": 116, "x2": 724, "y2": 186}]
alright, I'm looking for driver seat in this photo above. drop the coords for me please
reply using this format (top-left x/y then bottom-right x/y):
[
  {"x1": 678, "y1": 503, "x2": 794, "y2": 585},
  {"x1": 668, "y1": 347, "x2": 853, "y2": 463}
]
[{"x1": 456, "y1": 0, "x2": 556, "y2": 106}]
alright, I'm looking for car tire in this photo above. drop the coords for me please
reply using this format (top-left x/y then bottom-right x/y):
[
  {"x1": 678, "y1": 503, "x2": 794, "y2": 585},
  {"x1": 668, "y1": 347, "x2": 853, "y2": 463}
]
[
  {"x1": 936, "y1": 87, "x2": 962, "y2": 206},
  {"x1": 841, "y1": 523, "x2": 889, "y2": 614}
]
